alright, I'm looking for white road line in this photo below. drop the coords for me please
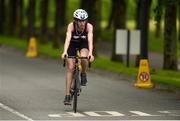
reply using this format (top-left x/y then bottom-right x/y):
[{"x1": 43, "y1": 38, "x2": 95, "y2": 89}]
[
  {"x1": 67, "y1": 112, "x2": 86, "y2": 117},
  {"x1": 130, "y1": 111, "x2": 158, "y2": 116},
  {"x1": 158, "y1": 110, "x2": 180, "y2": 116},
  {"x1": 0, "y1": 102, "x2": 33, "y2": 121},
  {"x1": 105, "y1": 111, "x2": 125, "y2": 116},
  {"x1": 158, "y1": 111, "x2": 171, "y2": 114},
  {"x1": 48, "y1": 114, "x2": 61, "y2": 117},
  {"x1": 84, "y1": 111, "x2": 102, "y2": 116},
  {"x1": 84, "y1": 111, "x2": 125, "y2": 117}
]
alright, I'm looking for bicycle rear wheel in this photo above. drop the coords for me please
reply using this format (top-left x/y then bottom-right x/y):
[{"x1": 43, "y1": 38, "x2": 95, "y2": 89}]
[{"x1": 73, "y1": 79, "x2": 78, "y2": 113}]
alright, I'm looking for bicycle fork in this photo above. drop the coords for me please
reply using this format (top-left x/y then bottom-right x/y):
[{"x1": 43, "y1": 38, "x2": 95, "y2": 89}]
[{"x1": 70, "y1": 69, "x2": 81, "y2": 98}]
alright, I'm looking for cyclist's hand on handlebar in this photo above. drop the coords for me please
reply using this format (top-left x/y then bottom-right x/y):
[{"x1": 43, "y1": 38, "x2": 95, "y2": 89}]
[
  {"x1": 61, "y1": 52, "x2": 68, "y2": 59},
  {"x1": 88, "y1": 53, "x2": 94, "y2": 62}
]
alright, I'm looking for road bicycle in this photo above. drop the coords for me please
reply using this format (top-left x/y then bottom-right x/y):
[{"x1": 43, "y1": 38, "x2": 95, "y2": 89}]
[{"x1": 63, "y1": 54, "x2": 91, "y2": 113}]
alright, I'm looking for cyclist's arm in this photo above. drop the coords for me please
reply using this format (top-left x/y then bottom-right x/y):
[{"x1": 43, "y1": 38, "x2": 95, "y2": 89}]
[
  {"x1": 62, "y1": 23, "x2": 73, "y2": 55},
  {"x1": 87, "y1": 23, "x2": 93, "y2": 55}
]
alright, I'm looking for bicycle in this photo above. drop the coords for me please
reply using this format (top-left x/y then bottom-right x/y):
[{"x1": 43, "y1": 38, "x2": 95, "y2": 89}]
[{"x1": 63, "y1": 54, "x2": 91, "y2": 113}]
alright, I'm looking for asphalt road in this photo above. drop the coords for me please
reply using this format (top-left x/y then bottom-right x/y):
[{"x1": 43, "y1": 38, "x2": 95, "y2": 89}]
[{"x1": 0, "y1": 46, "x2": 180, "y2": 120}]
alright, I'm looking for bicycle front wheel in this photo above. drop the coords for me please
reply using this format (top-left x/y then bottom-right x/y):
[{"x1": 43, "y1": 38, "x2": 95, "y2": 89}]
[{"x1": 73, "y1": 79, "x2": 78, "y2": 113}]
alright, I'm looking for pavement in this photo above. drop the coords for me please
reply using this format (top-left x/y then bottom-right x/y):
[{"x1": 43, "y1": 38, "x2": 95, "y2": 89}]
[{"x1": 0, "y1": 45, "x2": 180, "y2": 120}]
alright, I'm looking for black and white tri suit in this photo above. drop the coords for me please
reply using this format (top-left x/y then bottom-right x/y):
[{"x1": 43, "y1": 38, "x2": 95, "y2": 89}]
[{"x1": 67, "y1": 22, "x2": 89, "y2": 56}]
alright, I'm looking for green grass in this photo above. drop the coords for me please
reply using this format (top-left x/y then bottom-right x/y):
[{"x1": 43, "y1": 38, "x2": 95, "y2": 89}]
[
  {"x1": 93, "y1": 56, "x2": 180, "y2": 88},
  {"x1": 0, "y1": 35, "x2": 180, "y2": 89},
  {"x1": 93, "y1": 55, "x2": 138, "y2": 77},
  {"x1": 151, "y1": 70, "x2": 180, "y2": 88}
]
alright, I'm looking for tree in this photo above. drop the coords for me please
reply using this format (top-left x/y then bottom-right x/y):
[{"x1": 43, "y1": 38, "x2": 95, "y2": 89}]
[
  {"x1": 81, "y1": 0, "x2": 101, "y2": 56},
  {"x1": 111, "y1": 0, "x2": 127, "y2": 62},
  {"x1": 106, "y1": 0, "x2": 114, "y2": 30},
  {"x1": 8, "y1": 0, "x2": 17, "y2": 35},
  {"x1": 53, "y1": 0, "x2": 67, "y2": 48},
  {"x1": 40, "y1": 0, "x2": 49, "y2": 44},
  {"x1": 139, "y1": 0, "x2": 151, "y2": 59},
  {"x1": 135, "y1": 0, "x2": 141, "y2": 67},
  {"x1": 134, "y1": 0, "x2": 151, "y2": 66},
  {"x1": 135, "y1": 0, "x2": 141, "y2": 30},
  {"x1": 155, "y1": 0, "x2": 163, "y2": 38},
  {"x1": 178, "y1": 2, "x2": 180, "y2": 42},
  {"x1": 163, "y1": 1, "x2": 177, "y2": 70},
  {"x1": 59, "y1": 0, "x2": 66, "y2": 27},
  {"x1": 27, "y1": 0, "x2": 36, "y2": 41},
  {"x1": 15, "y1": 0, "x2": 23, "y2": 37},
  {"x1": 0, "y1": 0, "x2": 5, "y2": 34}
]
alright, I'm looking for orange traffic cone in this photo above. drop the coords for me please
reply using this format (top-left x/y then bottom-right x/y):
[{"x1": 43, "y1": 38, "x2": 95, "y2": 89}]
[
  {"x1": 26, "y1": 37, "x2": 37, "y2": 58},
  {"x1": 135, "y1": 59, "x2": 154, "y2": 88}
]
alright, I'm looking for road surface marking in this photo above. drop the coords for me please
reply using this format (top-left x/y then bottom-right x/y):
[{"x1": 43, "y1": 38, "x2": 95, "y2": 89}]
[
  {"x1": 48, "y1": 114, "x2": 61, "y2": 117},
  {"x1": 105, "y1": 111, "x2": 125, "y2": 116},
  {"x1": 84, "y1": 111, "x2": 102, "y2": 116},
  {"x1": 130, "y1": 111, "x2": 160, "y2": 116},
  {"x1": 48, "y1": 112, "x2": 86, "y2": 118},
  {"x1": 0, "y1": 102, "x2": 33, "y2": 121},
  {"x1": 48, "y1": 110, "x2": 180, "y2": 118},
  {"x1": 66, "y1": 112, "x2": 86, "y2": 117},
  {"x1": 84, "y1": 111, "x2": 125, "y2": 117},
  {"x1": 158, "y1": 110, "x2": 180, "y2": 116},
  {"x1": 158, "y1": 111, "x2": 171, "y2": 114}
]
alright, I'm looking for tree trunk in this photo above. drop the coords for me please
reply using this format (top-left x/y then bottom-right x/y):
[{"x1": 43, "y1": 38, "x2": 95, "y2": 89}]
[
  {"x1": 15, "y1": 0, "x2": 23, "y2": 37},
  {"x1": 135, "y1": 0, "x2": 141, "y2": 67},
  {"x1": 18, "y1": 0, "x2": 23, "y2": 38},
  {"x1": 135, "y1": 0, "x2": 151, "y2": 66},
  {"x1": 59, "y1": 0, "x2": 66, "y2": 27},
  {"x1": 0, "y1": 0, "x2": 5, "y2": 34},
  {"x1": 163, "y1": 3, "x2": 177, "y2": 70},
  {"x1": 178, "y1": 2, "x2": 180, "y2": 42},
  {"x1": 155, "y1": 0, "x2": 162, "y2": 38},
  {"x1": 111, "y1": 0, "x2": 126, "y2": 62},
  {"x1": 139, "y1": 0, "x2": 151, "y2": 59},
  {"x1": 40, "y1": 0, "x2": 49, "y2": 44},
  {"x1": 27, "y1": 0, "x2": 36, "y2": 41},
  {"x1": 53, "y1": 0, "x2": 60, "y2": 48},
  {"x1": 135, "y1": 0, "x2": 141, "y2": 30},
  {"x1": 8, "y1": 0, "x2": 17, "y2": 35},
  {"x1": 53, "y1": 0, "x2": 66, "y2": 48},
  {"x1": 106, "y1": 0, "x2": 114, "y2": 30}
]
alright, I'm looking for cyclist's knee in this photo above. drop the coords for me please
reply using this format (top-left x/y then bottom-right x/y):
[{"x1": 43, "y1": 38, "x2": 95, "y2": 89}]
[{"x1": 67, "y1": 65, "x2": 74, "y2": 72}]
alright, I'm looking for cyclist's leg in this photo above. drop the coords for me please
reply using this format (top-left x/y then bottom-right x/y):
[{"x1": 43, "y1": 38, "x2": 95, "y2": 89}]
[
  {"x1": 80, "y1": 48, "x2": 88, "y2": 72},
  {"x1": 80, "y1": 48, "x2": 88, "y2": 86},
  {"x1": 66, "y1": 59, "x2": 74, "y2": 95},
  {"x1": 80, "y1": 40, "x2": 89, "y2": 72},
  {"x1": 64, "y1": 42, "x2": 76, "y2": 104}
]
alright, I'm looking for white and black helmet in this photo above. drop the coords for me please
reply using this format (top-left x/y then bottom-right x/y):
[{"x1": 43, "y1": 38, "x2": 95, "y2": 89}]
[{"x1": 73, "y1": 9, "x2": 88, "y2": 21}]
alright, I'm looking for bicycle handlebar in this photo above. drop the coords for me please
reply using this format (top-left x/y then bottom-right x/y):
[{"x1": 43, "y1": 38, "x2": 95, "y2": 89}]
[{"x1": 63, "y1": 55, "x2": 91, "y2": 68}]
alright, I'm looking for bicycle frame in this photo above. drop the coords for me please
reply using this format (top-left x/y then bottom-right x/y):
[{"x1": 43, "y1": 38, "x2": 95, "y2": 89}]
[{"x1": 63, "y1": 55, "x2": 90, "y2": 113}]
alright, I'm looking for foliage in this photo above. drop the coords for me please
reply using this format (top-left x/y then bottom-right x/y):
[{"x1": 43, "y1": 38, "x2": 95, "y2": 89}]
[{"x1": 153, "y1": 0, "x2": 180, "y2": 22}]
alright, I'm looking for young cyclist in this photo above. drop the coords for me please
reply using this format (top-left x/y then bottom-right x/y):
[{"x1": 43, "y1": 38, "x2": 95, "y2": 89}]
[{"x1": 61, "y1": 9, "x2": 94, "y2": 105}]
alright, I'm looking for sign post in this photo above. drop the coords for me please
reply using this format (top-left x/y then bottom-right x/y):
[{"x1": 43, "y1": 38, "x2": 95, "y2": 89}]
[{"x1": 116, "y1": 29, "x2": 140, "y2": 67}]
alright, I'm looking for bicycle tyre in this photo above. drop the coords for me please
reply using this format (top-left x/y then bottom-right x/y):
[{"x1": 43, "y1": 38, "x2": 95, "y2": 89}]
[{"x1": 73, "y1": 79, "x2": 78, "y2": 113}]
